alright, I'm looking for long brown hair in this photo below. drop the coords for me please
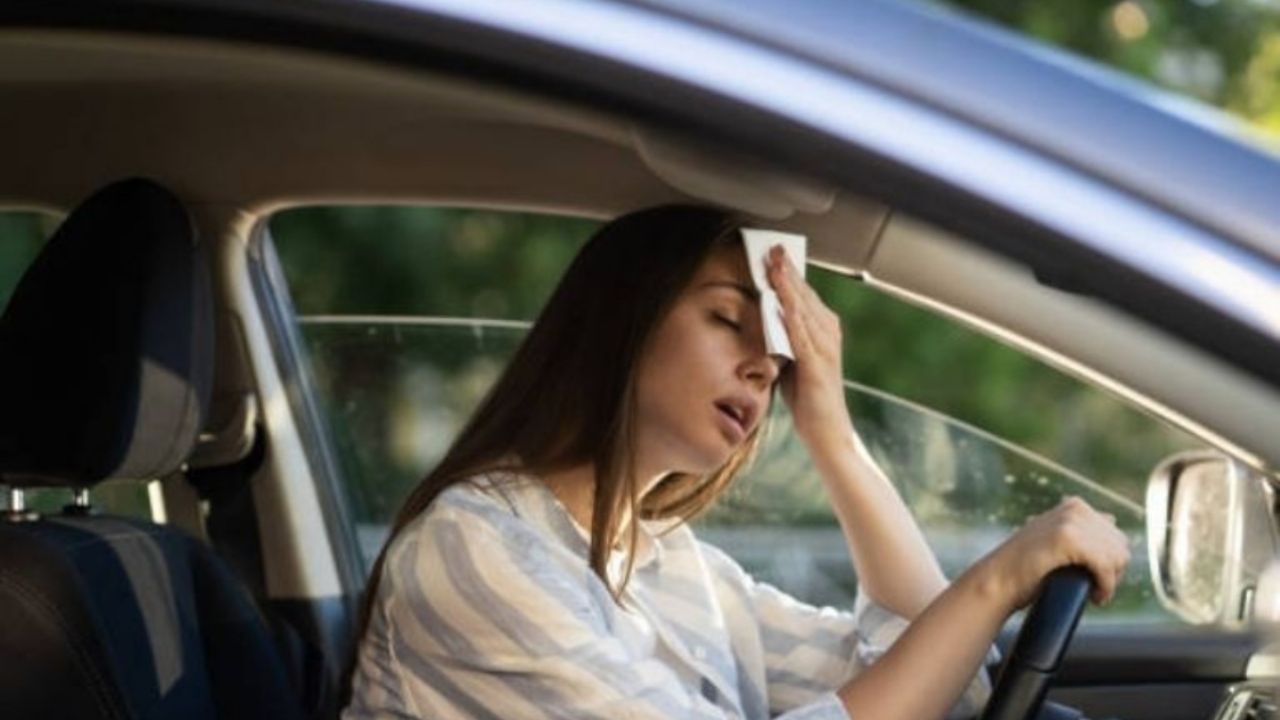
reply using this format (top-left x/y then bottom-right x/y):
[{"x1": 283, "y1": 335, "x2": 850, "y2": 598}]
[{"x1": 351, "y1": 204, "x2": 775, "y2": 669}]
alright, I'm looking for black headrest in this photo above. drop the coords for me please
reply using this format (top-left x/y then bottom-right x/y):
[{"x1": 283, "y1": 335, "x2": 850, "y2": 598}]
[{"x1": 0, "y1": 179, "x2": 213, "y2": 487}]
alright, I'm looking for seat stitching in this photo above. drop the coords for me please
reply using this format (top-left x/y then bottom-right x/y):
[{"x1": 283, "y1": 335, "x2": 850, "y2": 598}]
[{"x1": 0, "y1": 569, "x2": 129, "y2": 720}]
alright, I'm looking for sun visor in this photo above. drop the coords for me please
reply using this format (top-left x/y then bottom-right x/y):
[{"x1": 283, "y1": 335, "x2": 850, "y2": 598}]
[{"x1": 631, "y1": 128, "x2": 836, "y2": 219}]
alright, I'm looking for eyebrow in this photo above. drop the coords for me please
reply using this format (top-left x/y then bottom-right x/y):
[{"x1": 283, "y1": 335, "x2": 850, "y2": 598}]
[{"x1": 696, "y1": 280, "x2": 760, "y2": 303}]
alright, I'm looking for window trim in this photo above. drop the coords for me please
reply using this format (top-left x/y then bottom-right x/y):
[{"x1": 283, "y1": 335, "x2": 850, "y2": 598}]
[{"x1": 247, "y1": 222, "x2": 368, "y2": 595}]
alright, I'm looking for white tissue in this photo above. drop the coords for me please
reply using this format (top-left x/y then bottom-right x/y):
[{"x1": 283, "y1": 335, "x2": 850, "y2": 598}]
[{"x1": 740, "y1": 229, "x2": 807, "y2": 360}]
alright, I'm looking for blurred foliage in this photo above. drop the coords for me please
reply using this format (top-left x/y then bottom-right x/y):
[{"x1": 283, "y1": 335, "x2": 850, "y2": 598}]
[
  {"x1": 939, "y1": 0, "x2": 1280, "y2": 140},
  {"x1": 811, "y1": 270, "x2": 1199, "y2": 502},
  {"x1": 273, "y1": 206, "x2": 598, "y2": 319}
]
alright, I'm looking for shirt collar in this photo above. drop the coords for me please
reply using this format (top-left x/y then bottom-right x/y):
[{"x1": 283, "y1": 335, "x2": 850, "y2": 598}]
[{"x1": 483, "y1": 469, "x2": 664, "y2": 571}]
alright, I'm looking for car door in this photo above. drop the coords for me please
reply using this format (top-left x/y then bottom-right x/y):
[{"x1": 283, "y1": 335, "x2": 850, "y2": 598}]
[{"x1": 235, "y1": 3, "x2": 1280, "y2": 719}]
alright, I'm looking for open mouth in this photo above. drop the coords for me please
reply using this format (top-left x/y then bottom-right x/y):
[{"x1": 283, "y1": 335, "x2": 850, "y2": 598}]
[{"x1": 715, "y1": 401, "x2": 748, "y2": 435}]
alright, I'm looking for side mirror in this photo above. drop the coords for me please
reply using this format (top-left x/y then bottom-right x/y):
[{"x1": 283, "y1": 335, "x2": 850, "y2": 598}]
[{"x1": 1146, "y1": 451, "x2": 1280, "y2": 625}]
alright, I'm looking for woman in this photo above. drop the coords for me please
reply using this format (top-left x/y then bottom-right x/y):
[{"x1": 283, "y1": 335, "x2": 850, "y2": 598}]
[{"x1": 343, "y1": 205, "x2": 1130, "y2": 719}]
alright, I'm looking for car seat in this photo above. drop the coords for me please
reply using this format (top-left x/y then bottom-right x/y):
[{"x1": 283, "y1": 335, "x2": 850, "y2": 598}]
[{"x1": 0, "y1": 178, "x2": 305, "y2": 720}]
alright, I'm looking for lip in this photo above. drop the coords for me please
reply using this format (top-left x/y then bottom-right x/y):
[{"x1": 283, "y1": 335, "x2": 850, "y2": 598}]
[
  {"x1": 714, "y1": 403, "x2": 748, "y2": 443},
  {"x1": 713, "y1": 395, "x2": 758, "y2": 442}
]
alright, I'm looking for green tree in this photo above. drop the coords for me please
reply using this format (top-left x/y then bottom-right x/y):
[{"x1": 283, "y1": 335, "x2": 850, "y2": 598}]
[{"x1": 940, "y1": 0, "x2": 1280, "y2": 142}]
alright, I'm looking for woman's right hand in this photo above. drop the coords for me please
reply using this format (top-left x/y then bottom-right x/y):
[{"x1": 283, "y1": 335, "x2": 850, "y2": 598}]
[{"x1": 976, "y1": 495, "x2": 1132, "y2": 613}]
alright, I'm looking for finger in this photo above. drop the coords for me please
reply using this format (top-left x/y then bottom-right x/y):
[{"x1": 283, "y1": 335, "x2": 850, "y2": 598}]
[
  {"x1": 1059, "y1": 495, "x2": 1085, "y2": 509},
  {"x1": 1093, "y1": 527, "x2": 1128, "y2": 604},
  {"x1": 1080, "y1": 545, "x2": 1109, "y2": 604},
  {"x1": 1104, "y1": 542, "x2": 1126, "y2": 597},
  {"x1": 1103, "y1": 522, "x2": 1130, "y2": 562},
  {"x1": 1090, "y1": 558, "x2": 1117, "y2": 604},
  {"x1": 771, "y1": 254, "x2": 836, "y2": 360},
  {"x1": 777, "y1": 250, "x2": 824, "y2": 309},
  {"x1": 768, "y1": 257, "x2": 817, "y2": 358},
  {"x1": 790, "y1": 283, "x2": 830, "y2": 357},
  {"x1": 768, "y1": 250, "x2": 806, "y2": 313},
  {"x1": 776, "y1": 251, "x2": 842, "y2": 338},
  {"x1": 1097, "y1": 535, "x2": 1130, "y2": 604},
  {"x1": 776, "y1": 288, "x2": 817, "y2": 362},
  {"x1": 1114, "y1": 537, "x2": 1132, "y2": 584},
  {"x1": 769, "y1": 248, "x2": 819, "y2": 313},
  {"x1": 1068, "y1": 519, "x2": 1118, "y2": 604}
]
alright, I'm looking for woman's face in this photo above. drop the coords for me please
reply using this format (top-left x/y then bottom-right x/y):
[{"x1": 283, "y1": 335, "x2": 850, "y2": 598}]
[{"x1": 633, "y1": 242, "x2": 785, "y2": 479}]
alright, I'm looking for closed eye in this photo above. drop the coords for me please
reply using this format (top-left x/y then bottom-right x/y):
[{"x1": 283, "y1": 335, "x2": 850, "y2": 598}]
[{"x1": 713, "y1": 313, "x2": 742, "y2": 332}]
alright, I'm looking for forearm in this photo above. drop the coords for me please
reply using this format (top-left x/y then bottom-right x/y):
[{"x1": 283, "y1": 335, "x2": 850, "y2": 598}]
[
  {"x1": 837, "y1": 560, "x2": 1009, "y2": 720},
  {"x1": 810, "y1": 426, "x2": 947, "y2": 618}
]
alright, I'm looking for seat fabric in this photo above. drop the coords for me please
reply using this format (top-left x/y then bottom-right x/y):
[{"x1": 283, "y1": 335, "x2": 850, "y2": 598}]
[
  {"x1": 0, "y1": 517, "x2": 301, "y2": 720},
  {"x1": 0, "y1": 178, "x2": 305, "y2": 720}
]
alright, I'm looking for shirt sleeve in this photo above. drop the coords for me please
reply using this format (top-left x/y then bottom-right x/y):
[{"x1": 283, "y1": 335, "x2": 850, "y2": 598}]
[
  {"x1": 700, "y1": 541, "x2": 1000, "y2": 720},
  {"x1": 360, "y1": 491, "x2": 735, "y2": 720}
]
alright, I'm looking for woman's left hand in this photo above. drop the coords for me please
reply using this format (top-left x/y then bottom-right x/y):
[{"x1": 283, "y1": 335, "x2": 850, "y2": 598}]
[{"x1": 766, "y1": 244, "x2": 855, "y2": 451}]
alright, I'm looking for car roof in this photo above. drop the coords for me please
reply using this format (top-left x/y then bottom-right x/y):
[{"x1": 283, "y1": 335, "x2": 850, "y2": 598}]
[
  {"x1": 5, "y1": 0, "x2": 1279, "y2": 262},
  {"x1": 621, "y1": 0, "x2": 1280, "y2": 265}
]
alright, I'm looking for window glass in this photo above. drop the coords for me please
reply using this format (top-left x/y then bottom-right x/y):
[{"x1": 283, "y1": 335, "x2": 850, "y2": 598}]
[
  {"x1": 703, "y1": 378, "x2": 1166, "y2": 622},
  {"x1": 270, "y1": 207, "x2": 597, "y2": 529},
  {"x1": 703, "y1": 270, "x2": 1206, "y2": 624},
  {"x1": 298, "y1": 320, "x2": 527, "y2": 537},
  {"x1": 0, "y1": 211, "x2": 154, "y2": 520},
  {"x1": 271, "y1": 205, "x2": 1208, "y2": 626},
  {"x1": 0, "y1": 211, "x2": 51, "y2": 308}
]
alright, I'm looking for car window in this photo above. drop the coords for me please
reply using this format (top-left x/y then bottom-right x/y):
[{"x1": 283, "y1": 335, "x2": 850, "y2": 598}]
[
  {"x1": 0, "y1": 210, "x2": 156, "y2": 521},
  {"x1": 268, "y1": 206, "x2": 598, "y2": 530},
  {"x1": 0, "y1": 211, "x2": 50, "y2": 308},
  {"x1": 269, "y1": 205, "x2": 1209, "y2": 627}
]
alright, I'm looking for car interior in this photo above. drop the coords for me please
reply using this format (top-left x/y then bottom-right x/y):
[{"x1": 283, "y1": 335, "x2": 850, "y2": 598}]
[
  {"x1": 0, "y1": 178, "x2": 307, "y2": 719},
  {"x1": 1, "y1": 27, "x2": 1278, "y2": 720}
]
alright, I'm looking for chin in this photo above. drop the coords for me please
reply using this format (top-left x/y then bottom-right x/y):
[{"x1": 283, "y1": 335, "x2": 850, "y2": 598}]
[
  {"x1": 655, "y1": 424, "x2": 740, "y2": 475},
  {"x1": 685, "y1": 440, "x2": 738, "y2": 475}
]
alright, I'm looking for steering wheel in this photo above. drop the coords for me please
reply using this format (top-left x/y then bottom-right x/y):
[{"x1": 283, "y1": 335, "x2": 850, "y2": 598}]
[{"x1": 979, "y1": 566, "x2": 1093, "y2": 720}]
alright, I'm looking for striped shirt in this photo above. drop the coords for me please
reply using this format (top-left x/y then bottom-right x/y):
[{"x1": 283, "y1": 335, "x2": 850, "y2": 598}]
[{"x1": 344, "y1": 471, "x2": 998, "y2": 719}]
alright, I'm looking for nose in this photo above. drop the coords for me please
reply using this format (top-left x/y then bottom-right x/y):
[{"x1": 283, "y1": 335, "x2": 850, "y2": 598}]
[{"x1": 741, "y1": 351, "x2": 784, "y2": 388}]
